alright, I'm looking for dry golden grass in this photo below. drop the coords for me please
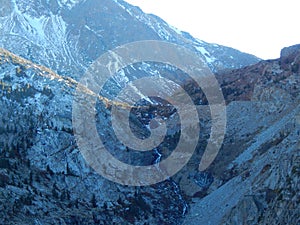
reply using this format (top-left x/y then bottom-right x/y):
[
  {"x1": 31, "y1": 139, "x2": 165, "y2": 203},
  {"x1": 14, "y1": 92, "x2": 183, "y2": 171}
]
[{"x1": 0, "y1": 48, "x2": 138, "y2": 109}]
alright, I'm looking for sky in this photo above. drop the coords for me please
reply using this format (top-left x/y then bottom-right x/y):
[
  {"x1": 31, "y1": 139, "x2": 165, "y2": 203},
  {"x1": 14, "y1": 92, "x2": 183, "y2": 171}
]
[{"x1": 124, "y1": 0, "x2": 300, "y2": 59}]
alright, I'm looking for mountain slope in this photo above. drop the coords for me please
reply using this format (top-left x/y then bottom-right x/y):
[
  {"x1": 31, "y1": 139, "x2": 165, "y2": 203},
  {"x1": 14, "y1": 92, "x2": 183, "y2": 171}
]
[
  {"x1": 0, "y1": 0, "x2": 299, "y2": 224},
  {"x1": 0, "y1": 47, "x2": 189, "y2": 225},
  {"x1": 0, "y1": 0, "x2": 260, "y2": 79},
  {"x1": 0, "y1": 43, "x2": 299, "y2": 224},
  {"x1": 183, "y1": 44, "x2": 300, "y2": 225}
]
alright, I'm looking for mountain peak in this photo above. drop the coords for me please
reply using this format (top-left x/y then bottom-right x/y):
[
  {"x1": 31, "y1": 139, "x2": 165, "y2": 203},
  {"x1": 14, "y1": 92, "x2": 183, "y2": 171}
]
[
  {"x1": 0, "y1": 0, "x2": 260, "y2": 78},
  {"x1": 280, "y1": 43, "x2": 300, "y2": 58}
]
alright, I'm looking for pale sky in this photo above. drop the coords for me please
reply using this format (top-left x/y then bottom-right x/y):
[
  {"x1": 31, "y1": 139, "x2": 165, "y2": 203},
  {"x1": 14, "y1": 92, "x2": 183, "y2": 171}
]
[{"x1": 125, "y1": 0, "x2": 300, "y2": 59}]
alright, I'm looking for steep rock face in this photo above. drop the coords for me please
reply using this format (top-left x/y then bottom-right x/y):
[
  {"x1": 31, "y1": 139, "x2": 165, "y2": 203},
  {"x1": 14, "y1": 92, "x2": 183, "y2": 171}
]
[
  {"x1": 280, "y1": 44, "x2": 300, "y2": 58},
  {"x1": 0, "y1": 0, "x2": 299, "y2": 224},
  {"x1": 0, "y1": 49, "x2": 188, "y2": 224},
  {"x1": 0, "y1": 0, "x2": 260, "y2": 79},
  {"x1": 183, "y1": 46, "x2": 300, "y2": 225},
  {"x1": 0, "y1": 44, "x2": 299, "y2": 224},
  {"x1": 280, "y1": 44, "x2": 300, "y2": 74}
]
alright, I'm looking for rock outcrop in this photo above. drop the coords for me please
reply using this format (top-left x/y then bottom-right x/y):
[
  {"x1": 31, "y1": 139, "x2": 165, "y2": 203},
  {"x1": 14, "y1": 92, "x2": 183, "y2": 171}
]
[{"x1": 0, "y1": 0, "x2": 299, "y2": 224}]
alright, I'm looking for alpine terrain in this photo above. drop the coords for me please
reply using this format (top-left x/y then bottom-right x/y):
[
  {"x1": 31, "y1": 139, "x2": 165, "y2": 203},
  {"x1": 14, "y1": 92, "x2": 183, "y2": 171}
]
[{"x1": 0, "y1": 0, "x2": 299, "y2": 224}]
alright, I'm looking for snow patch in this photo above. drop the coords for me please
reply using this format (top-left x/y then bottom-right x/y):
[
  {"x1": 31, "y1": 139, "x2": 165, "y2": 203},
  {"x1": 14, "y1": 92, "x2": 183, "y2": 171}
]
[
  {"x1": 112, "y1": 0, "x2": 126, "y2": 10},
  {"x1": 169, "y1": 25, "x2": 182, "y2": 35},
  {"x1": 195, "y1": 46, "x2": 215, "y2": 63},
  {"x1": 58, "y1": 0, "x2": 82, "y2": 9},
  {"x1": 195, "y1": 38, "x2": 204, "y2": 44},
  {"x1": 22, "y1": 14, "x2": 47, "y2": 41},
  {"x1": 128, "y1": 83, "x2": 153, "y2": 103},
  {"x1": 112, "y1": 69, "x2": 129, "y2": 87},
  {"x1": 84, "y1": 24, "x2": 103, "y2": 37},
  {"x1": 112, "y1": 0, "x2": 135, "y2": 17}
]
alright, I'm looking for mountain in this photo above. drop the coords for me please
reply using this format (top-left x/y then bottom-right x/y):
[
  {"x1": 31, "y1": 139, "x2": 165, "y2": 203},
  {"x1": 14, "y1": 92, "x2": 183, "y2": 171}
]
[
  {"x1": 183, "y1": 44, "x2": 300, "y2": 225},
  {"x1": 0, "y1": 0, "x2": 299, "y2": 224},
  {"x1": 0, "y1": 47, "x2": 189, "y2": 224},
  {"x1": 0, "y1": 0, "x2": 260, "y2": 78},
  {"x1": 0, "y1": 45, "x2": 299, "y2": 224}
]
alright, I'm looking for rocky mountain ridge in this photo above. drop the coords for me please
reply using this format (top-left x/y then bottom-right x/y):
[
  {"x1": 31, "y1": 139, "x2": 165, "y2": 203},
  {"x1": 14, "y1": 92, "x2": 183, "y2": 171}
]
[
  {"x1": 0, "y1": 42, "x2": 299, "y2": 224},
  {"x1": 0, "y1": 0, "x2": 299, "y2": 224},
  {"x1": 183, "y1": 44, "x2": 300, "y2": 224},
  {"x1": 0, "y1": 0, "x2": 260, "y2": 79},
  {"x1": 0, "y1": 47, "x2": 189, "y2": 224}
]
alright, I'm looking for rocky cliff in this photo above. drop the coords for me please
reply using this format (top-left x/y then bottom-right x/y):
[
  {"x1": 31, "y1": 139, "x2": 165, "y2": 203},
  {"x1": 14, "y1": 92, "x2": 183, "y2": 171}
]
[
  {"x1": 0, "y1": 0, "x2": 299, "y2": 224},
  {"x1": 0, "y1": 43, "x2": 299, "y2": 224},
  {"x1": 183, "y1": 44, "x2": 300, "y2": 225}
]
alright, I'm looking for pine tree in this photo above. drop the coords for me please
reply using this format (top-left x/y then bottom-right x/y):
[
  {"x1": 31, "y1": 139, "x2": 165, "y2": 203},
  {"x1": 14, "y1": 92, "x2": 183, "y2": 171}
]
[{"x1": 91, "y1": 194, "x2": 97, "y2": 208}]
